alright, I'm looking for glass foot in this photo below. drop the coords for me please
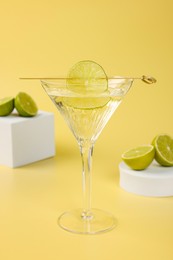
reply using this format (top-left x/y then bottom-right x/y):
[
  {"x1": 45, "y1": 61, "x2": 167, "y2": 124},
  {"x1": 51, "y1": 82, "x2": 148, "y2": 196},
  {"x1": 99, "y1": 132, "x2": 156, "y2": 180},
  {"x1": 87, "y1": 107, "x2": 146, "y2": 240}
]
[{"x1": 58, "y1": 208, "x2": 118, "y2": 234}]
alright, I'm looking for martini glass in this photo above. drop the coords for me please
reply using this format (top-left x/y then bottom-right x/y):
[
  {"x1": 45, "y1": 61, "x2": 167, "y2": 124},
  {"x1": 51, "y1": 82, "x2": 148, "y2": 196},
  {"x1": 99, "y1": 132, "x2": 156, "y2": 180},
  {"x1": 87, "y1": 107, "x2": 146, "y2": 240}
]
[{"x1": 41, "y1": 77, "x2": 133, "y2": 234}]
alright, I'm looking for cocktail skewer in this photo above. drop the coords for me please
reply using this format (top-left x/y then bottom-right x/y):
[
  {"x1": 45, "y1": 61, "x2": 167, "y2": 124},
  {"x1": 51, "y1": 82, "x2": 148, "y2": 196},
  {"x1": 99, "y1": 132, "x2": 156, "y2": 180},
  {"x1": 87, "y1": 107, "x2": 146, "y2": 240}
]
[{"x1": 19, "y1": 76, "x2": 156, "y2": 84}]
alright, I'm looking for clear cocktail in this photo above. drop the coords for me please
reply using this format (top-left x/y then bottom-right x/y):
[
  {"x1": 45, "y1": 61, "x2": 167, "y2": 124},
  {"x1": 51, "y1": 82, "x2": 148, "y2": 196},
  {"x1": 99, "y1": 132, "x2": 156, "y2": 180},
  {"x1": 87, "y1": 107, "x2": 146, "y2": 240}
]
[{"x1": 41, "y1": 73, "x2": 133, "y2": 234}]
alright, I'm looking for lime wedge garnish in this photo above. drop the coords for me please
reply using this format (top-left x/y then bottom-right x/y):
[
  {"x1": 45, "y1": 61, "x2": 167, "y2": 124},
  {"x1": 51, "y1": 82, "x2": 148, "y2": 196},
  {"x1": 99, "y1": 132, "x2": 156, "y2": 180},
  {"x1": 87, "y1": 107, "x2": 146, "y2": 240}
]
[
  {"x1": 122, "y1": 145, "x2": 155, "y2": 170},
  {"x1": 65, "y1": 60, "x2": 109, "y2": 108},
  {"x1": 0, "y1": 97, "x2": 14, "y2": 116},
  {"x1": 152, "y1": 134, "x2": 173, "y2": 166},
  {"x1": 15, "y1": 92, "x2": 38, "y2": 117}
]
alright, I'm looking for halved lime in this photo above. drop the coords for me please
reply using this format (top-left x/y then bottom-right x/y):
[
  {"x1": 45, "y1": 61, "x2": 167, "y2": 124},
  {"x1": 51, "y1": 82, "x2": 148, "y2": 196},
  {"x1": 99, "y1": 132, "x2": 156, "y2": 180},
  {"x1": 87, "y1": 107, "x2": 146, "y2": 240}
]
[
  {"x1": 122, "y1": 145, "x2": 155, "y2": 170},
  {"x1": 65, "y1": 60, "x2": 109, "y2": 109},
  {"x1": 152, "y1": 134, "x2": 173, "y2": 166},
  {"x1": 15, "y1": 92, "x2": 38, "y2": 117},
  {"x1": 0, "y1": 97, "x2": 14, "y2": 116}
]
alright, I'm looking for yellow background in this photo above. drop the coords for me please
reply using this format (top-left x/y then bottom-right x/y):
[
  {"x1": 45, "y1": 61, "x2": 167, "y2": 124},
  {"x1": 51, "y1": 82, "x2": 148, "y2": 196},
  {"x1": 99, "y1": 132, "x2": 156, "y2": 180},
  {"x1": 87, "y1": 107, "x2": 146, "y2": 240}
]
[{"x1": 0, "y1": 0, "x2": 173, "y2": 259}]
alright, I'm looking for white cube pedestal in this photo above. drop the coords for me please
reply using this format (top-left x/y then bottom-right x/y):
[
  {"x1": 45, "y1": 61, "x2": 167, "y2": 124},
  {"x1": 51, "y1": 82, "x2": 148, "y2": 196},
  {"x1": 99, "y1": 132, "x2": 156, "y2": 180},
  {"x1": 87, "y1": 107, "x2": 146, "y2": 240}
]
[
  {"x1": 0, "y1": 110, "x2": 55, "y2": 168},
  {"x1": 119, "y1": 161, "x2": 173, "y2": 197}
]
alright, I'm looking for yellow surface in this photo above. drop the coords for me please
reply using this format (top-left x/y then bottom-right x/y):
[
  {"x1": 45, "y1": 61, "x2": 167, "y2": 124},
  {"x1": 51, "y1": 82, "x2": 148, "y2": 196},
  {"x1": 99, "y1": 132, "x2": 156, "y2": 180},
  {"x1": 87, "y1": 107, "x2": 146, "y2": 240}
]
[{"x1": 0, "y1": 0, "x2": 173, "y2": 259}]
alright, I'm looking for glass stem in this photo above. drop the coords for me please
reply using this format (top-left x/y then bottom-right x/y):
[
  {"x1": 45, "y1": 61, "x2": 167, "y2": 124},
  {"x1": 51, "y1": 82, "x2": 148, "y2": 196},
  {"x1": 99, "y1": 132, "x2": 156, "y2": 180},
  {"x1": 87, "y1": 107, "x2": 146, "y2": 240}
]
[{"x1": 79, "y1": 140, "x2": 94, "y2": 219}]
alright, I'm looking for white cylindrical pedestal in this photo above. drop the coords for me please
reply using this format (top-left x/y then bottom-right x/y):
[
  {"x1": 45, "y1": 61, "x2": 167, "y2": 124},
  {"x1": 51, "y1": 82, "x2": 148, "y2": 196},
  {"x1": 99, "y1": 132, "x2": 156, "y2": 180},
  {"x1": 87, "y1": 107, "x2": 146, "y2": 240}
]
[{"x1": 119, "y1": 161, "x2": 173, "y2": 197}]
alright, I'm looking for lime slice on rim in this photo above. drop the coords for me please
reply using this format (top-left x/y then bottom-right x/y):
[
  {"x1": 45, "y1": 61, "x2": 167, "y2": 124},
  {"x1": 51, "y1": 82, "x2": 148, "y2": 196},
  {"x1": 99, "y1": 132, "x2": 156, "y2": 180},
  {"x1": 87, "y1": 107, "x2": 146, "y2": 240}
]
[
  {"x1": 65, "y1": 60, "x2": 109, "y2": 109},
  {"x1": 0, "y1": 97, "x2": 14, "y2": 116},
  {"x1": 67, "y1": 60, "x2": 108, "y2": 93},
  {"x1": 152, "y1": 134, "x2": 173, "y2": 166},
  {"x1": 122, "y1": 145, "x2": 155, "y2": 170},
  {"x1": 15, "y1": 92, "x2": 38, "y2": 117}
]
